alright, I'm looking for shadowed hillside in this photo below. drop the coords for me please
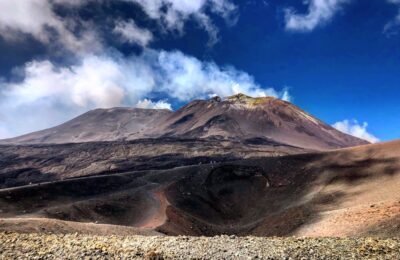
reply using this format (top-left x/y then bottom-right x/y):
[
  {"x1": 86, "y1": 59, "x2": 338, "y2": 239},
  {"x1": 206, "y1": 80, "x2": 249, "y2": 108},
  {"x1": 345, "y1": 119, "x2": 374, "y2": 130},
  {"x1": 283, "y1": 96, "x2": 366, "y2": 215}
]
[
  {"x1": 0, "y1": 137, "x2": 306, "y2": 189},
  {"x1": 0, "y1": 141, "x2": 399, "y2": 237}
]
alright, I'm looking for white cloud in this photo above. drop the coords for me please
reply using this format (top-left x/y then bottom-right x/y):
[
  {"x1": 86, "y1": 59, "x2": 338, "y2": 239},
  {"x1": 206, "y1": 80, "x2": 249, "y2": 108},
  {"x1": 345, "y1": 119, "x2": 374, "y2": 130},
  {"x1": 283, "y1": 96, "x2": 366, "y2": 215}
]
[
  {"x1": 136, "y1": 99, "x2": 172, "y2": 110},
  {"x1": 284, "y1": 0, "x2": 350, "y2": 32},
  {"x1": 281, "y1": 88, "x2": 291, "y2": 102},
  {"x1": 0, "y1": 54, "x2": 154, "y2": 137},
  {"x1": 52, "y1": 0, "x2": 86, "y2": 6},
  {"x1": 156, "y1": 50, "x2": 287, "y2": 100},
  {"x1": 0, "y1": 0, "x2": 237, "y2": 51},
  {"x1": 384, "y1": 0, "x2": 400, "y2": 36},
  {"x1": 0, "y1": 50, "x2": 289, "y2": 138},
  {"x1": 113, "y1": 19, "x2": 153, "y2": 47},
  {"x1": 194, "y1": 13, "x2": 219, "y2": 46},
  {"x1": 126, "y1": 0, "x2": 237, "y2": 45},
  {"x1": 0, "y1": 0, "x2": 99, "y2": 52},
  {"x1": 128, "y1": 0, "x2": 236, "y2": 26},
  {"x1": 332, "y1": 119, "x2": 380, "y2": 143}
]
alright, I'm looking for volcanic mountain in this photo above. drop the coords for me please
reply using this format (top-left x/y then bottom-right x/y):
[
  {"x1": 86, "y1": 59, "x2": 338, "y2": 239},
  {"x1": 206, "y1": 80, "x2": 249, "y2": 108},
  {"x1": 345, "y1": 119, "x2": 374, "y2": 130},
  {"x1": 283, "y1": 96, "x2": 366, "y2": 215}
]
[
  {"x1": 0, "y1": 94, "x2": 367, "y2": 151},
  {"x1": 0, "y1": 94, "x2": 398, "y2": 238},
  {"x1": 132, "y1": 94, "x2": 368, "y2": 150},
  {"x1": 0, "y1": 108, "x2": 171, "y2": 144}
]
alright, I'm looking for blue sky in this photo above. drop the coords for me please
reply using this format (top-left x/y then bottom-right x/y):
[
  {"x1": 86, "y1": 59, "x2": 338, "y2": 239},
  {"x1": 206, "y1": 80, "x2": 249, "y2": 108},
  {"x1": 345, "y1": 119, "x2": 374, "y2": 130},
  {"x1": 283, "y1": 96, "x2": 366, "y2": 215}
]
[{"x1": 0, "y1": 0, "x2": 399, "y2": 142}]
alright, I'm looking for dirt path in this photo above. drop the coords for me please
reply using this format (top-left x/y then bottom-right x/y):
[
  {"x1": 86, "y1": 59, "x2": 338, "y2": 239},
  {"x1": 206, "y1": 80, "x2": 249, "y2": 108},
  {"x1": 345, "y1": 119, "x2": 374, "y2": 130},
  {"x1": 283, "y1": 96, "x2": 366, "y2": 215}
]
[{"x1": 137, "y1": 190, "x2": 170, "y2": 229}]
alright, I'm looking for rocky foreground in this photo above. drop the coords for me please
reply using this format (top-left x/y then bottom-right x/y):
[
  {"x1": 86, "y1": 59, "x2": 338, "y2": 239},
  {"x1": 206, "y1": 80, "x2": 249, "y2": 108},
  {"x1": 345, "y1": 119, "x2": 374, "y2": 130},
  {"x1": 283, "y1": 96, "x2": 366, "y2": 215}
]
[{"x1": 1, "y1": 232, "x2": 400, "y2": 259}]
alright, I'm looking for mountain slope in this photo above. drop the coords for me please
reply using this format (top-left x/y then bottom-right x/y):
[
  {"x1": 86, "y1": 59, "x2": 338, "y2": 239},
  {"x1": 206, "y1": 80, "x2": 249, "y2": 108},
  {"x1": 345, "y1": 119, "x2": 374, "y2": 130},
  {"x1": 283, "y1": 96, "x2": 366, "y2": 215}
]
[
  {"x1": 1, "y1": 140, "x2": 399, "y2": 237},
  {"x1": 0, "y1": 137, "x2": 308, "y2": 189},
  {"x1": 132, "y1": 94, "x2": 368, "y2": 150},
  {"x1": 0, "y1": 108, "x2": 171, "y2": 144},
  {"x1": 1, "y1": 94, "x2": 368, "y2": 150}
]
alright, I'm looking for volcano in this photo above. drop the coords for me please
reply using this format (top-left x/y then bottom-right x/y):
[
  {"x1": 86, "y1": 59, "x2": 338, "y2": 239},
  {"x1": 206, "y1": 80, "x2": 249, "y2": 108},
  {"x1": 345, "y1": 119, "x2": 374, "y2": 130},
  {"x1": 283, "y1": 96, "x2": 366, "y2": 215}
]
[
  {"x1": 133, "y1": 94, "x2": 368, "y2": 150},
  {"x1": 1, "y1": 94, "x2": 367, "y2": 151},
  {"x1": 1, "y1": 94, "x2": 396, "y2": 239}
]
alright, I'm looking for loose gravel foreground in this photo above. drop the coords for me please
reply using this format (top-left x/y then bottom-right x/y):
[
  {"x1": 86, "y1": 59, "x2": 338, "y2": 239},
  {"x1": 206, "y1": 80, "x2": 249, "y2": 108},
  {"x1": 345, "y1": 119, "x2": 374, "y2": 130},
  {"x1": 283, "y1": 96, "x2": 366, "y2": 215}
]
[{"x1": 1, "y1": 232, "x2": 400, "y2": 259}]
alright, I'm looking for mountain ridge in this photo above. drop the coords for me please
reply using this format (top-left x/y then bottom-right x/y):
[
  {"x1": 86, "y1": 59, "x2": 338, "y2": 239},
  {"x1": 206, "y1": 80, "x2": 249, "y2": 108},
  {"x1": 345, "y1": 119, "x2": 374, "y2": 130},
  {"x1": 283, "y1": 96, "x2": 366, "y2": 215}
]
[{"x1": 0, "y1": 107, "x2": 172, "y2": 144}]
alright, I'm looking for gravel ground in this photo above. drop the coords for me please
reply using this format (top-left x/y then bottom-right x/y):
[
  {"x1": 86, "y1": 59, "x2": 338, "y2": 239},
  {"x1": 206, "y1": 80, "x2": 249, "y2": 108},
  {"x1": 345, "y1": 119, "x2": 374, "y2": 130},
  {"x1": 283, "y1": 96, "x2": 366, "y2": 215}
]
[{"x1": 1, "y1": 232, "x2": 399, "y2": 259}]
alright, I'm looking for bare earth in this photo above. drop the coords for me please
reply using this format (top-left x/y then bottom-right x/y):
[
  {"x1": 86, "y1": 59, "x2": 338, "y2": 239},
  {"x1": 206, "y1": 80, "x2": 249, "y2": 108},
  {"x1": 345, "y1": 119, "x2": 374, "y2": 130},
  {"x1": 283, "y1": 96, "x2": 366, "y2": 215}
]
[
  {"x1": 1, "y1": 140, "x2": 400, "y2": 238},
  {"x1": 1, "y1": 232, "x2": 400, "y2": 259},
  {"x1": 0, "y1": 96, "x2": 399, "y2": 258}
]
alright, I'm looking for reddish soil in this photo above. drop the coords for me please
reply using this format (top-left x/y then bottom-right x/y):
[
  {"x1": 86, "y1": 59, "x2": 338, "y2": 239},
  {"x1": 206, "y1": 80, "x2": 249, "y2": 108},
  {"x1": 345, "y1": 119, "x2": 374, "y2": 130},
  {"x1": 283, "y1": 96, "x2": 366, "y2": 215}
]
[{"x1": 138, "y1": 190, "x2": 170, "y2": 229}]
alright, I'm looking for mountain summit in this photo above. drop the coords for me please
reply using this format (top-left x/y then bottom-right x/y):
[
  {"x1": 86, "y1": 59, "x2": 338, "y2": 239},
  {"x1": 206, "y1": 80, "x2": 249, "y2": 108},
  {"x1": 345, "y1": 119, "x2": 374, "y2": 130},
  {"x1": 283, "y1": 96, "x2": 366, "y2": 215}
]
[
  {"x1": 131, "y1": 93, "x2": 368, "y2": 150},
  {"x1": 1, "y1": 94, "x2": 368, "y2": 150},
  {"x1": 226, "y1": 93, "x2": 277, "y2": 105}
]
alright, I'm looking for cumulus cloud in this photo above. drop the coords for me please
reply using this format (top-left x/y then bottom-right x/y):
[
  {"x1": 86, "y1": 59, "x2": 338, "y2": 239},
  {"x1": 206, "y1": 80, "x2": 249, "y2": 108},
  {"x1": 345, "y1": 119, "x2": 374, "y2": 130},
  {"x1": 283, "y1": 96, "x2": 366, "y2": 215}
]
[
  {"x1": 113, "y1": 19, "x2": 153, "y2": 47},
  {"x1": 136, "y1": 99, "x2": 172, "y2": 110},
  {"x1": 0, "y1": 50, "x2": 289, "y2": 138},
  {"x1": 128, "y1": 0, "x2": 237, "y2": 28},
  {"x1": 0, "y1": 0, "x2": 99, "y2": 52},
  {"x1": 127, "y1": 0, "x2": 237, "y2": 45},
  {"x1": 0, "y1": 54, "x2": 155, "y2": 137},
  {"x1": 156, "y1": 50, "x2": 289, "y2": 100},
  {"x1": 332, "y1": 119, "x2": 380, "y2": 143},
  {"x1": 0, "y1": 0, "x2": 237, "y2": 51},
  {"x1": 284, "y1": 0, "x2": 350, "y2": 32}
]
